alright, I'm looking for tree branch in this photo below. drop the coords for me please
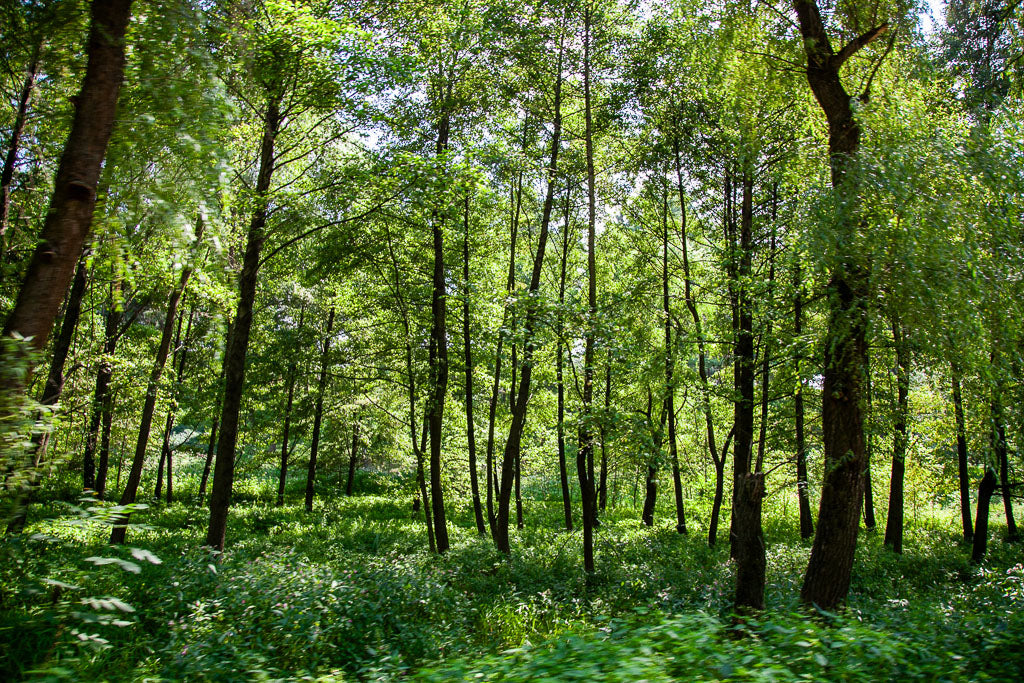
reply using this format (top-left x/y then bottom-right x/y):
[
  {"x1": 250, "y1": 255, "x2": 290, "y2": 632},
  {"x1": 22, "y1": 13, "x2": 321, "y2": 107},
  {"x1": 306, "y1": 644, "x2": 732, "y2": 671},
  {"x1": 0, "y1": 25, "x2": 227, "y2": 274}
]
[{"x1": 833, "y1": 23, "x2": 889, "y2": 70}]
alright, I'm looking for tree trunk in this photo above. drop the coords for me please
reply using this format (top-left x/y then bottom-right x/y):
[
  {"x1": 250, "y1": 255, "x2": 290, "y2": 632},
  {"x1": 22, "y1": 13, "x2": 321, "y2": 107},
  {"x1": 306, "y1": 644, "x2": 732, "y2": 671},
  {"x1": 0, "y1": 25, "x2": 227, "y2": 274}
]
[
  {"x1": 305, "y1": 306, "x2": 335, "y2": 513},
  {"x1": 92, "y1": 283, "x2": 122, "y2": 500},
  {"x1": 155, "y1": 303, "x2": 190, "y2": 502},
  {"x1": 884, "y1": 321, "x2": 910, "y2": 553},
  {"x1": 952, "y1": 362, "x2": 973, "y2": 542},
  {"x1": 674, "y1": 138, "x2": 724, "y2": 548},
  {"x1": 793, "y1": 263, "x2": 814, "y2": 540},
  {"x1": 112, "y1": 220, "x2": 203, "y2": 544},
  {"x1": 276, "y1": 305, "x2": 305, "y2": 506},
  {"x1": 462, "y1": 196, "x2": 486, "y2": 534},
  {"x1": 992, "y1": 393, "x2": 1018, "y2": 541},
  {"x1": 793, "y1": 0, "x2": 887, "y2": 611},
  {"x1": 0, "y1": 46, "x2": 40, "y2": 253},
  {"x1": 577, "y1": 5, "x2": 598, "y2": 574},
  {"x1": 731, "y1": 173, "x2": 764, "y2": 612},
  {"x1": 971, "y1": 468, "x2": 998, "y2": 563},
  {"x1": 346, "y1": 418, "x2": 360, "y2": 496},
  {"x1": 663, "y1": 184, "x2": 685, "y2": 534},
  {"x1": 1, "y1": 1, "x2": 132, "y2": 362},
  {"x1": 556, "y1": 187, "x2": 573, "y2": 531},
  {"x1": 863, "y1": 368, "x2": 877, "y2": 531},
  {"x1": 599, "y1": 364, "x2": 610, "y2": 512},
  {"x1": 5, "y1": 254, "x2": 88, "y2": 533},
  {"x1": 205, "y1": 98, "x2": 280, "y2": 550},
  {"x1": 197, "y1": 319, "x2": 229, "y2": 505},
  {"x1": 494, "y1": 33, "x2": 564, "y2": 555}
]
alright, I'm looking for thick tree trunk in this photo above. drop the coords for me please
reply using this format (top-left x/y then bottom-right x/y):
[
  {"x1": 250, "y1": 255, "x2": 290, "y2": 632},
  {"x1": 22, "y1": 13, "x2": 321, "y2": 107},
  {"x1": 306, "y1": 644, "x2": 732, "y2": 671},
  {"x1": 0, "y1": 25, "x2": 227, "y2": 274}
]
[
  {"x1": 884, "y1": 322, "x2": 910, "y2": 553},
  {"x1": 276, "y1": 305, "x2": 305, "y2": 506},
  {"x1": 971, "y1": 468, "x2": 998, "y2": 563},
  {"x1": 205, "y1": 99, "x2": 280, "y2": 550},
  {"x1": 793, "y1": 0, "x2": 887, "y2": 611},
  {"x1": 0, "y1": 47, "x2": 40, "y2": 252},
  {"x1": 112, "y1": 220, "x2": 202, "y2": 544},
  {"x1": 494, "y1": 36, "x2": 564, "y2": 555},
  {"x1": 462, "y1": 196, "x2": 486, "y2": 534},
  {"x1": 952, "y1": 363, "x2": 973, "y2": 542},
  {"x1": 731, "y1": 173, "x2": 765, "y2": 612},
  {"x1": 1, "y1": 1, "x2": 131, "y2": 361},
  {"x1": 304, "y1": 307, "x2": 335, "y2": 513}
]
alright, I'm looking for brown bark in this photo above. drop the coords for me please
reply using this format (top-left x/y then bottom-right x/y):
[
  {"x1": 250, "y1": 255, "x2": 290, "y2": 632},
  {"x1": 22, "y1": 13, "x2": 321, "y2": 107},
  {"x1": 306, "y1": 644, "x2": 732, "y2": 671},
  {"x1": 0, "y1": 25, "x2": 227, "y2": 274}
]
[
  {"x1": 884, "y1": 321, "x2": 910, "y2": 553},
  {"x1": 304, "y1": 306, "x2": 335, "y2": 513},
  {"x1": 971, "y1": 468, "x2": 998, "y2": 563},
  {"x1": 276, "y1": 305, "x2": 305, "y2": 506},
  {"x1": 793, "y1": 0, "x2": 887, "y2": 611},
  {"x1": 1, "y1": 1, "x2": 132, "y2": 360},
  {"x1": 205, "y1": 98, "x2": 281, "y2": 550}
]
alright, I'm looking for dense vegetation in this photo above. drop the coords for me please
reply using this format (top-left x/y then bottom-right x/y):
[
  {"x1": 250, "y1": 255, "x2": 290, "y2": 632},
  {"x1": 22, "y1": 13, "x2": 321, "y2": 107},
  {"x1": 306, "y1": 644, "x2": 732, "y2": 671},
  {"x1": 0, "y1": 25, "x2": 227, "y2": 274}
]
[{"x1": 1, "y1": 0, "x2": 1023, "y2": 680}]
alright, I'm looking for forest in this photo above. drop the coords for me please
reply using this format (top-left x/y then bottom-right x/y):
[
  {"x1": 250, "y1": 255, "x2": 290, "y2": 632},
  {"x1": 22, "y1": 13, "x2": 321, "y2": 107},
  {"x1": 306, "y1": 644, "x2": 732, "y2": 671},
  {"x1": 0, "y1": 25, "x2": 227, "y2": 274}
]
[{"x1": 1, "y1": 0, "x2": 1023, "y2": 680}]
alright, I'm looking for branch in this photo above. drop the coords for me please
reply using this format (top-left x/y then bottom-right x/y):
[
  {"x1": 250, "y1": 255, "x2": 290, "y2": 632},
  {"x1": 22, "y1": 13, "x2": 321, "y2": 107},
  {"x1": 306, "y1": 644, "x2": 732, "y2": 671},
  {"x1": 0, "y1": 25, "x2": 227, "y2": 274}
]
[{"x1": 833, "y1": 23, "x2": 889, "y2": 70}]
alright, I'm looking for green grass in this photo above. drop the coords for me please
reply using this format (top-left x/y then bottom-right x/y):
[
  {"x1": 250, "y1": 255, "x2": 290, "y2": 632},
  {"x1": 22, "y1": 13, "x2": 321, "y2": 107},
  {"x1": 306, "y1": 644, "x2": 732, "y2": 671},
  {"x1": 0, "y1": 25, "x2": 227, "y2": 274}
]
[{"x1": 2, "y1": 470, "x2": 1022, "y2": 681}]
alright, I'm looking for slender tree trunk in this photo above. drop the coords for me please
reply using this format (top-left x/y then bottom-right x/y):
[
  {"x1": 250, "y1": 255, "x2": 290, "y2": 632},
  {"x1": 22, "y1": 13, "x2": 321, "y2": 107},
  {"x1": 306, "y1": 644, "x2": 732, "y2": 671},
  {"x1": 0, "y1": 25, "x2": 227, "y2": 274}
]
[
  {"x1": 494, "y1": 33, "x2": 564, "y2": 555},
  {"x1": 112, "y1": 220, "x2": 203, "y2": 544},
  {"x1": 884, "y1": 321, "x2": 910, "y2": 553},
  {"x1": 155, "y1": 304, "x2": 190, "y2": 502},
  {"x1": 863, "y1": 368, "x2": 877, "y2": 530},
  {"x1": 599, "y1": 364, "x2": 610, "y2": 512},
  {"x1": 276, "y1": 305, "x2": 305, "y2": 506},
  {"x1": 197, "y1": 320, "x2": 230, "y2": 505},
  {"x1": 0, "y1": 47, "x2": 40, "y2": 253},
  {"x1": 952, "y1": 362, "x2": 973, "y2": 542},
  {"x1": 93, "y1": 283, "x2": 122, "y2": 500},
  {"x1": 674, "y1": 138, "x2": 724, "y2": 547},
  {"x1": 460, "y1": 196, "x2": 486, "y2": 533},
  {"x1": 346, "y1": 417, "x2": 360, "y2": 496},
  {"x1": 205, "y1": 98, "x2": 280, "y2": 550},
  {"x1": 991, "y1": 391, "x2": 1018, "y2": 541},
  {"x1": 793, "y1": 263, "x2": 814, "y2": 540},
  {"x1": 577, "y1": 5, "x2": 598, "y2": 574},
  {"x1": 556, "y1": 188, "x2": 573, "y2": 531},
  {"x1": 663, "y1": 184, "x2": 685, "y2": 534},
  {"x1": 972, "y1": 468, "x2": 998, "y2": 563},
  {"x1": 793, "y1": 0, "x2": 888, "y2": 610},
  {"x1": 305, "y1": 307, "x2": 335, "y2": 513},
  {"x1": 1, "y1": 1, "x2": 132, "y2": 364}
]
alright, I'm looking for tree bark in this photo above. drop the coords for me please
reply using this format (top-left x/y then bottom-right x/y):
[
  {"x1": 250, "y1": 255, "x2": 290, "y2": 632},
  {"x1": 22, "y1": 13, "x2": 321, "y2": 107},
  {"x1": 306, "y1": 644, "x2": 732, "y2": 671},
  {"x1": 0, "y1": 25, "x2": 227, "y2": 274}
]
[
  {"x1": 952, "y1": 362, "x2": 973, "y2": 542},
  {"x1": 304, "y1": 306, "x2": 335, "y2": 513},
  {"x1": 884, "y1": 321, "x2": 910, "y2": 553},
  {"x1": 991, "y1": 391, "x2": 1018, "y2": 541},
  {"x1": 793, "y1": 0, "x2": 887, "y2": 611},
  {"x1": 205, "y1": 98, "x2": 280, "y2": 550},
  {"x1": 863, "y1": 368, "x2": 877, "y2": 530},
  {"x1": 663, "y1": 184, "x2": 686, "y2": 534},
  {"x1": 276, "y1": 305, "x2": 305, "y2": 506},
  {"x1": 94, "y1": 282, "x2": 122, "y2": 500},
  {"x1": 155, "y1": 303, "x2": 191, "y2": 502},
  {"x1": 1, "y1": 1, "x2": 132, "y2": 361},
  {"x1": 197, "y1": 320, "x2": 230, "y2": 505}
]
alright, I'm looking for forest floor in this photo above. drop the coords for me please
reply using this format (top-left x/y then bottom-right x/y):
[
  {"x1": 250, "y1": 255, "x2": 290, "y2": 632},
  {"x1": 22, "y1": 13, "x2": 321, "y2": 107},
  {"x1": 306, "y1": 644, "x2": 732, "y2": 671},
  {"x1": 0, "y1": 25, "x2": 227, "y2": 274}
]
[{"x1": 2, "y1": 469, "x2": 1023, "y2": 681}]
